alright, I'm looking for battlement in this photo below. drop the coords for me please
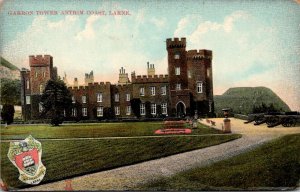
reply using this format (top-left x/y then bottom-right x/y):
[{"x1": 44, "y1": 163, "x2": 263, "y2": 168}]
[
  {"x1": 68, "y1": 82, "x2": 111, "y2": 91},
  {"x1": 132, "y1": 74, "x2": 169, "y2": 83},
  {"x1": 187, "y1": 49, "x2": 212, "y2": 60},
  {"x1": 114, "y1": 84, "x2": 133, "y2": 90},
  {"x1": 166, "y1": 37, "x2": 186, "y2": 49},
  {"x1": 29, "y1": 55, "x2": 53, "y2": 66}
]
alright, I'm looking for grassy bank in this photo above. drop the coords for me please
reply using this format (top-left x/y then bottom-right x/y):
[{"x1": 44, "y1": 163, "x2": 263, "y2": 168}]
[
  {"x1": 139, "y1": 134, "x2": 300, "y2": 191},
  {"x1": 1, "y1": 134, "x2": 240, "y2": 189},
  {"x1": 1, "y1": 122, "x2": 221, "y2": 139}
]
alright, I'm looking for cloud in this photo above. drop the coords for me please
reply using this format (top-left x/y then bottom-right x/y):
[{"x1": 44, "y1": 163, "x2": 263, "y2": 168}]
[
  {"x1": 223, "y1": 11, "x2": 248, "y2": 32},
  {"x1": 48, "y1": 15, "x2": 78, "y2": 28},
  {"x1": 174, "y1": 15, "x2": 202, "y2": 37},
  {"x1": 2, "y1": 7, "x2": 163, "y2": 86},
  {"x1": 150, "y1": 17, "x2": 166, "y2": 28},
  {"x1": 76, "y1": 15, "x2": 100, "y2": 40},
  {"x1": 188, "y1": 11, "x2": 247, "y2": 43}
]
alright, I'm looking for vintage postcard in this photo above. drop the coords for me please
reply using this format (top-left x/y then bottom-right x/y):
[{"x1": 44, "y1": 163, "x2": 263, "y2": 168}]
[{"x1": 0, "y1": 0, "x2": 300, "y2": 191}]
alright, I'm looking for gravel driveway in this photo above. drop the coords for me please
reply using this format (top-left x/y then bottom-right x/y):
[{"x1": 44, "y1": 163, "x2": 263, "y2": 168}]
[{"x1": 24, "y1": 118, "x2": 300, "y2": 191}]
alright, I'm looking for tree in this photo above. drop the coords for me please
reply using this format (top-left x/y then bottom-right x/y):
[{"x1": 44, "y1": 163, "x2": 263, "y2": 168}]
[
  {"x1": 130, "y1": 98, "x2": 141, "y2": 118},
  {"x1": 1, "y1": 104, "x2": 15, "y2": 125},
  {"x1": 0, "y1": 78, "x2": 21, "y2": 105},
  {"x1": 40, "y1": 79, "x2": 72, "y2": 126},
  {"x1": 0, "y1": 78, "x2": 21, "y2": 124}
]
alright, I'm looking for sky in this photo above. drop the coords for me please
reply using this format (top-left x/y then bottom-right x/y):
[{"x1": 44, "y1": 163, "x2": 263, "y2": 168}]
[{"x1": 0, "y1": 0, "x2": 299, "y2": 111}]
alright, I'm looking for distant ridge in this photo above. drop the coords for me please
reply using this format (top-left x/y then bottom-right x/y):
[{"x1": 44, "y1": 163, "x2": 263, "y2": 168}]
[
  {"x1": 214, "y1": 87, "x2": 291, "y2": 116},
  {"x1": 0, "y1": 57, "x2": 20, "y2": 80},
  {"x1": 1, "y1": 57, "x2": 19, "y2": 70}
]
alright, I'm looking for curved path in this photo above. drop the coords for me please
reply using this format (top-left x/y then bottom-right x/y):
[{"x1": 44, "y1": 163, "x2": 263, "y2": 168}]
[{"x1": 24, "y1": 118, "x2": 300, "y2": 191}]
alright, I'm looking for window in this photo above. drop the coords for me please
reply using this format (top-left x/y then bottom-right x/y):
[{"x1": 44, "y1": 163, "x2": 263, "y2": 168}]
[
  {"x1": 207, "y1": 68, "x2": 210, "y2": 77},
  {"x1": 175, "y1": 67, "x2": 180, "y2": 75},
  {"x1": 115, "y1": 93, "x2": 119, "y2": 102},
  {"x1": 97, "y1": 93, "x2": 103, "y2": 102},
  {"x1": 197, "y1": 82, "x2": 203, "y2": 93},
  {"x1": 174, "y1": 53, "x2": 180, "y2": 59},
  {"x1": 97, "y1": 106, "x2": 103, "y2": 117},
  {"x1": 82, "y1": 108, "x2": 87, "y2": 116},
  {"x1": 39, "y1": 84, "x2": 44, "y2": 94},
  {"x1": 151, "y1": 104, "x2": 156, "y2": 115},
  {"x1": 176, "y1": 83, "x2": 181, "y2": 90},
  {"x1": 126, "y1": 106, "x2": 131, "y2": 115},
  {"x1": 72, "y1": 108, "x2": 77, "y2": 117},
  {"x1": 26, "y1": 80, "x2": 30, "y2": 89},
  {"x1": 26, "y1": 96, "x2": 31, "y2": 104},
  {"x1": 140, "y1": 103, "x2": 145, "y2": 115},
  {"x1": 161, "y1": 103, "x2": 167, "y2": 115},
  {"x1": 115, "y1": 106, "x2": 120, "y2": 115},
  {"x1": 35, "y1": 72, "x2": 38, "y2": 78},
  {"x1": 188, "y1": 70, "x2": 192, "y2": 78},
  {"x1": 39, "y1": 103, "x2": 43, "y2": 112},
  {"x1": 140, "y1": 87, "x2": 145, "y2": 96},
  {"x1": 82, "y1": 96, "x2": 86, "y2": 103},
  {"x1": 72, "y1": 96, "x2": 75, "y2": 103},
  {"x1": 126, "y1": 93, "x2": 130, "y2": 101},
  {"x1": 43, "y1": 72, "x2": 46, "y2": 78},
  {"x1": 161, "y1": 86, "x2": 167, "y2": 95},
  {"x1": 150, "y1": 86, "x2": 155, "y2": 96}
]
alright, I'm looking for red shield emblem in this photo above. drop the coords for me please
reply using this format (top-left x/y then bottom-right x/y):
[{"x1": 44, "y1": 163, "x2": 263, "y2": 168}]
[
  {"x1": 7, "y1": 135, "x2": 46, "y2": 185},
  {"x1": 15, "y1": 148, "x2": 39, "y2": 176}
]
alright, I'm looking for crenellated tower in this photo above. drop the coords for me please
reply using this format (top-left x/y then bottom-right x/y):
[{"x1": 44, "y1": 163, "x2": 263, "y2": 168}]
[
  {"x1": 20, "y1": 55, "x2": 57, "y2": 120},
  {"x1": 166, "y1": 38, "x2": 190, "y2": 116},
  {"x1": 29, "y1": 55, "x2": 56, "y2": 94}
]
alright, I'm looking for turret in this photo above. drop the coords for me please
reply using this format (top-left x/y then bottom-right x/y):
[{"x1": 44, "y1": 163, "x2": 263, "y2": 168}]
[
  {"x1": 147, "y1": 62, "x2": 155, "y2": 76},
  {"x1": 84, "y1": 70, "x2": 94, "y2": 86},
  {"x1": 166, "y1": 37, "x2": 188, "y2": 91},
  {"x1": 118, "y1": 67, "x2": 130, "y2": 85}
]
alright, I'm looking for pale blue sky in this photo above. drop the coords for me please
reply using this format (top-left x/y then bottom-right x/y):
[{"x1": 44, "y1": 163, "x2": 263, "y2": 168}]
[{"x1": 0, "y1": 0, "x2": 299, "y2": 110}]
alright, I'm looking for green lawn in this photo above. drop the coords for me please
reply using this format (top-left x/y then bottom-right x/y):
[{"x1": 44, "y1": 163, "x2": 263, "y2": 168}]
[
  {"x1": 1, "y1": 134, "x2": 240, "y2": 189},
  {"x1": 1, "y1": 122, "x2": 221, "y2": 139},
  {"x1": 138, "y1": 134, "x2": 300, "y2": 191}
]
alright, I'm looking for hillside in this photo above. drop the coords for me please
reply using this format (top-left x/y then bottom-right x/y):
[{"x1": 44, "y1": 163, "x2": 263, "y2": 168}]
[
  {"x1": 214, "y1": 87, "x2": 291, "y2": 116},
  {"x1": 0, "y1": 57, "x2": 19, "y2": 70},
  {"x1": 0, "y1": 57, "x2": 20, "y2": 79}
]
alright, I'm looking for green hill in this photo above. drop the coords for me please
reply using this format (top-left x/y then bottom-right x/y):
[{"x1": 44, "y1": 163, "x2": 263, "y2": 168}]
[
  {"x1": 0, "y1": 57, "x2": 19, "y2": 70},
  {"x1": 214, "y1": 87, "x2": 291, "y2": 116}
]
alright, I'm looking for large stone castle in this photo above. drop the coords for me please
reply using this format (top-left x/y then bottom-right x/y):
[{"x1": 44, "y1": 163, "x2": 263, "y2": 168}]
[{"x1": 20, "y1": 37, "x2": 214, "y2": 121}]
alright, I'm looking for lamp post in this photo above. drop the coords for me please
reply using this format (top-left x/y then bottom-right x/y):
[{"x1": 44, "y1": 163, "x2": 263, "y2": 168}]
[{"x1": 222, "y1": 108, "x2": 231, "y2": 133}]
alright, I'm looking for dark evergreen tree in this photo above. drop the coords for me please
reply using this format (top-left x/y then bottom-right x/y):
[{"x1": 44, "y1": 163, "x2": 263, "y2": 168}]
[
  {"x1": 1, "y1": 104, "x2": 15, "y2": 124},
  {"x1": 40, "y1": 79, "x2": 72, "y2": 126},
  {"x1": 145, "y1": 101, "x2": 152, "y2": 118},
  {"x1": 103, "y1": 107, "x2": 115, "y2": 120},
  {"x1": 130, "y1": 98, "x2": 141, "y2": 118}
]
